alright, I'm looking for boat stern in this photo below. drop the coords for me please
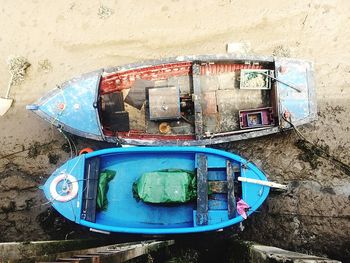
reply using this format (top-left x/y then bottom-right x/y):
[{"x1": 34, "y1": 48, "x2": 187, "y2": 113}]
[
  {"x1": 274, "y1": 58, "x2": 317, "y2": 127},
  {"x1": 42, "y1": 155, "x2": 86, "y2": 222},
  {"x1": 240, "y1": 162, "x2": 270, "y2": 216},
  {"x1": 27, "y1": 70, "x2": 104, "y2": 141}
]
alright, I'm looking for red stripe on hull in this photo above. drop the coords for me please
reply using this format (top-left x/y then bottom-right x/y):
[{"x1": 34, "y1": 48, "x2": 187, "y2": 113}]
[
  {"x1": 101, "y1": 62, "x2": 192, "y2": 94},
  {"x1": 104, "y1": 129, "x2": 195, "y2": 141},
  {"x1": 100, "y1": 62, "x2": 263, "y2": 94}
]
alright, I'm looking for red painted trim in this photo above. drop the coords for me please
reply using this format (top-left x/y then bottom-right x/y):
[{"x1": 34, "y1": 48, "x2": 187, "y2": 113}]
[
  {"x1": 100, "y1": 62, "x2": 263, "y2": 95},
  {"x1": 100, "y1": 62, "x2": 192, "y2": 94},
  {"x1": 103, "y1": 129, "x2": 195, "y2": 141}
]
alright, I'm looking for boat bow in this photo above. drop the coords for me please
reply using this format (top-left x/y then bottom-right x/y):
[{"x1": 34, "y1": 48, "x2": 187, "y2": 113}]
[
  {"x1": 27, "y1": 70, "x2": 104, "y2": 140},
  {"x1": 42, "y1": 155, "x2": 85, "y2": 222}
]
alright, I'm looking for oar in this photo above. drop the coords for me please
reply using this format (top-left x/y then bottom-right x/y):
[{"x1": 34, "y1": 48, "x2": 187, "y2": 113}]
[
  {"x1": 237, "y1": 177, "x2": 288, "y2": 190},
  {"x1": 260, "y1": 72, "x2": 302, "y2": 93},
  {"x1": 0, "y1": 73, "x2": 14, "y2": 116}
]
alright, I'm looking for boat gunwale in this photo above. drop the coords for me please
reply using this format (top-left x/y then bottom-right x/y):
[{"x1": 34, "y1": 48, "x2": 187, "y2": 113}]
[{"x1": 102, "y1": 53, "x2": 276, "y2": 75}]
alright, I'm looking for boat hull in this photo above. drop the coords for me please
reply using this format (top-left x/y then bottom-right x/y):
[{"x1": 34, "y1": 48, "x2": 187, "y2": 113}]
[
  {"x1": 43, "y1": 147, "x2": 270, "y2": 234},
  {"x1": 28, "y1": 54, "x2": 317, "y2": 145}
]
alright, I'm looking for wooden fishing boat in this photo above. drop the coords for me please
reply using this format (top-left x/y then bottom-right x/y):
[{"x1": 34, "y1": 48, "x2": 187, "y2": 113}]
[
  {"x1": 43, "y1": 147, "x2": 270, "y2": 234},
  {"x1": 27, "y1": 54, "x2": 316, "y2": 145}
]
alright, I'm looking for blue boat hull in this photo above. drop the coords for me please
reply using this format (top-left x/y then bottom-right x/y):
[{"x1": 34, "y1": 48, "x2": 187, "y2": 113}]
[{"x1": 43, "y1": 147, "x2": 270, "y2": 234}]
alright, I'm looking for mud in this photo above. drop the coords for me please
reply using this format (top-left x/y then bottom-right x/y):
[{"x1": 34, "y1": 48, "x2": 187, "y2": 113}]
[
  {"x1": 0, "y1": 1, "x2": 350, "y2": 262},
  {"x1": 0, "y1": 162, "x2": 47, "y2": 241},
  {"x1": 1, "y1": 106, "x2": 348, "y2": 261},
  {"x1": 220, "y1": 102, "x2": 350, "y2": 262}
]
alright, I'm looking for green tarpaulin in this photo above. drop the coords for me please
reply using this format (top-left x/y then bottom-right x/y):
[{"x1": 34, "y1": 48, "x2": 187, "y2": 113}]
[
  {"x1": 133, "y1": 169, "x2": 197, "y2": 204},
  {"x1": 97, "y1": 170, "x2": 116, "y2": 211}
]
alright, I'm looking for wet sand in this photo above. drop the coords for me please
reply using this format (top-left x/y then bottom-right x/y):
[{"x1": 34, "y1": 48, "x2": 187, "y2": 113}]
[{"x1": 0, "y1": 1, "x2": 349, "y2": 261}]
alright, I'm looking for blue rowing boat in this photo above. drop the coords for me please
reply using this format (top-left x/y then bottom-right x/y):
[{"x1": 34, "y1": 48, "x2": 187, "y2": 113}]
[{"x1": 43, "y1": 147, "x2": 270, "y2": 234}]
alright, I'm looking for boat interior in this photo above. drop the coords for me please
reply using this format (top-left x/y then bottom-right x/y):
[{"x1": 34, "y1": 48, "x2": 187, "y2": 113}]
[
  {"x1": 80, "y1": 152, "x2": 247, "y2": 229},
  {"x1": 98, "y1": 60, "x2": 278, "y2": 140}
]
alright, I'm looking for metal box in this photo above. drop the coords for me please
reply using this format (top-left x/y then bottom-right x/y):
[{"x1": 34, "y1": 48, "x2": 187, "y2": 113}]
[
  {"x1": 148, "y1": 86, "x2": 181, "y2": 120},
  {"x1": 240, "y1": 69, "x2": 272, "y2": 90},
  {"x1": 239, "y1": 107, "x2": 275, "y2": 129}
]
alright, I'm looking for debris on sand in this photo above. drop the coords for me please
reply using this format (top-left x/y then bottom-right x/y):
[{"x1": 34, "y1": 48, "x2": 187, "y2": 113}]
[
  {"x1": 47, "y1": 152, "x2": 60, "y2": 164},
  {"x1": 38, "y1": 59, "x2": 52, "y2": 73},
  {"x1": 27, "y1": 142, "x2": 41, "y2": 158},
  {"x1": 296, "y1": 139, "x2": 322, "y2": 169},
  {"x1": 226, "y1": 42, "x2": 252, "y2": 55},
  {"x1": 296, "y1": 138, "x2": 350, "y2": 175},
  {"x1": 26, "y1": 141, "x2": 57, "y2": 159},
  {"x1": 7, "y1": 56, "x2": 31, "y2": 86},
  {"x1": 37, "y1": 207, "x2": 93, "y2": 240},
  {"x1": 272, "y1": 45, "x2": 291, "y2": 57},
  {"x1": 98, "y1": 5, "x2": 114, "y2": 19}
]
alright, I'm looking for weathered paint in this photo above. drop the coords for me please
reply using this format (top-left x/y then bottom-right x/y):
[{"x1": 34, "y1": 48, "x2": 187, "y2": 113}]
[
  {"x1": 275, "y1": 58, "x2": 317, "y2": 126},
  {"x1": 27, "y1": 54, "x2": 317, "y2": 146},
  {"x1": 29, "y1": 70, "x2": 104, "y2": 141}
]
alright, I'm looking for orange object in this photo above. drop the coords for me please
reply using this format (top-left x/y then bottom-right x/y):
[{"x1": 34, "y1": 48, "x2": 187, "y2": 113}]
[
  {"x1": 79, "y1": 147, "x2": 94, "y2": 155},
  {"x1": 159, "y1": 122, "x2": 171, "y2": 134}
]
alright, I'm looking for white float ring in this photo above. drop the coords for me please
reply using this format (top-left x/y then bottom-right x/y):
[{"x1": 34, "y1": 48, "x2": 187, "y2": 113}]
[{"x1": 49, "y1": 173, "x2": 79, "y2": 202}]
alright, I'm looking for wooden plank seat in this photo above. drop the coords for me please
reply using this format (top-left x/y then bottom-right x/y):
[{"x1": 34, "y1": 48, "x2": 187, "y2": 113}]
[
  {"x1": 192, "y1": 63, "x2": 204, "y2": 140},
  {"x1": 80, "y1": 157, "x2": 100, "y2": 222},
  {"x1": 196, "y1": 153, "x2": 208, "y2": 226},
  {"x1": 227, "y1": 160, "x2": 238, "y2": 219},
  {"x1": 195, "y1": 156, "x2": 241, "y2": 225}
]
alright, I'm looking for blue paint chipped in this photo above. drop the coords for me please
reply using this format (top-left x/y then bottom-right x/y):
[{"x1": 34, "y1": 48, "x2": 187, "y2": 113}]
[
  {"x1": 27, "y1": 55, "x2": 317, "y2": 145},
  {"x1": 43, "y1": 155, "x2": 86, "y2": 222},
  {"x1": 36, "y1": 71, "x2": 103, "y2": 138},
  {"x1": 275, "y1": 58, "x2": 314, "y2": 122}
]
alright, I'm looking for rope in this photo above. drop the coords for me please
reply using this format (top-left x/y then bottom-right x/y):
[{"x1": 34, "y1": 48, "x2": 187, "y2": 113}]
[
  {"x1": 65, "y1": 132, "x2": 78, "y2": 156},
  {"x1": 58, "y1": 129, "x2": 74, "y2": 159},
  {"x1": 0, "y1": 141, "x2": 58, "y2": 159},
  {"x1": 282, "y1": 116, "x2": 350, "y2": 176},
  {"x1": 113, "y1": 131, "x2": 122, "y2": 147}
]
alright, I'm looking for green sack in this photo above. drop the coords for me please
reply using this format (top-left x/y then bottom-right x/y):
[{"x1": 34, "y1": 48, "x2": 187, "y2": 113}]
[
  {"x1": 97, "y1": 170, "x2": 116, "y2": 211},
  {"x1": 133, "y1": 169, "x2": 196, "y2": 204}
]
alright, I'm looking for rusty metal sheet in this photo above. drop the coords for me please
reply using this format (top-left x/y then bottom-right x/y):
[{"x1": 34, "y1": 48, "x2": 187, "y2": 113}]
[
  {"x1": 148, "y1": 86, "x2": 180, "y2": 120},
  {"x1": 202, "y1": 91, "x2": 217, "y2": 115}
]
